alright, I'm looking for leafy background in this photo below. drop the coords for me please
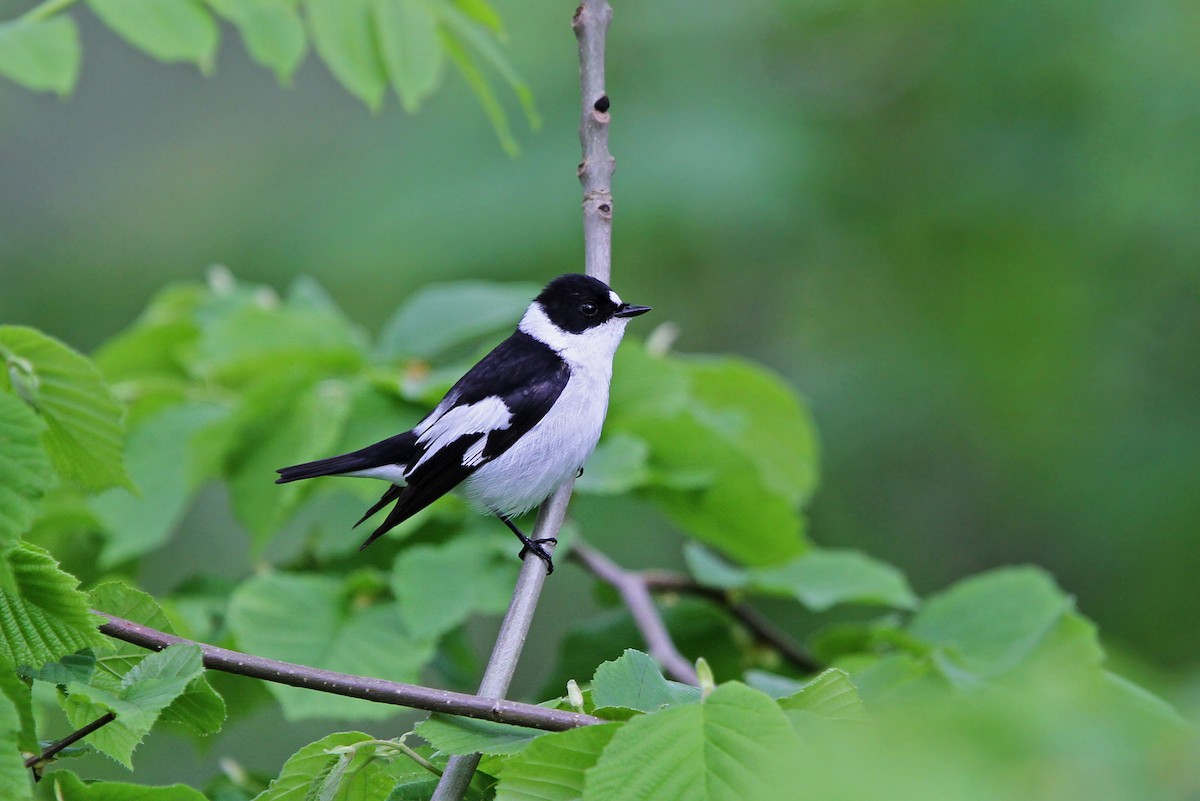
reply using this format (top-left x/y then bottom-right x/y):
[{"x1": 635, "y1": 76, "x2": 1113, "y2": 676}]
[{"x1": 1, "y1": 0, "x2": 1199, "y2": 795}]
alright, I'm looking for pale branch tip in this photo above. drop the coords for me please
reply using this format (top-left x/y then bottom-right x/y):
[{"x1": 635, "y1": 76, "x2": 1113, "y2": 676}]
[{"x1": 94, "y1": 612, "x2": 602, "y2": 732}]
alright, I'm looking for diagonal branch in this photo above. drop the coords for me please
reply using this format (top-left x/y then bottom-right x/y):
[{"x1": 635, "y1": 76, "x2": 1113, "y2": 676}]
[
  {"x1": 639, "y1": 571, "x2": 822, "y2": 673},
  {"x1": 570, "y1": 542, "x2": 700, "y2": 685},
  {"x1": 95, "y1": 612, "x2": 601, "y2": 732},
  {"x1": 24, "y1": 711, "x2": 116, "y2": 776}
]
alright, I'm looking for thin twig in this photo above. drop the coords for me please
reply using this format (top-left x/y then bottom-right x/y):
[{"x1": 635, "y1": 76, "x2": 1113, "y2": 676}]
[
  {"x1": 24, "y1": 711, "x2": 117, "y2": 774},
  {"x1": 571, "y1": 542, "x2": 700, "y2": 685},
  {"x1": 640, "y1": 572, "x2": 822, "y2": 673},
  {"x1": 95, "y1": 612, "x2": 601, "y2": 732}
]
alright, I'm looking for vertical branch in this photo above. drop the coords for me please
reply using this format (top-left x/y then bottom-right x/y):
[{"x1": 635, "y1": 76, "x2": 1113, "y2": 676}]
[
  {"x1": 430, "y1": 4, "x2": 615, "y2": 798},
  {"x1": 576, "y1": 0, "x2": 615, "y2": 283},
  {"x1": 429, "y1": 492, "x2": 571, "y2": 801}
]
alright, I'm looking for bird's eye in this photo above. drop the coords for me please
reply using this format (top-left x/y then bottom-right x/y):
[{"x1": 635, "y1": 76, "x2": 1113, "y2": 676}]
[{"x1": 580, "y1": 302, "x2": 598, "y2": 316}]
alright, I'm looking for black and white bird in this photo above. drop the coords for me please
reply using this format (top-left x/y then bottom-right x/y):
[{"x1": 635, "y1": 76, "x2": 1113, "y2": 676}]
[{"x1": 276, "y1": 273, "x2": 651, "y2": 573}]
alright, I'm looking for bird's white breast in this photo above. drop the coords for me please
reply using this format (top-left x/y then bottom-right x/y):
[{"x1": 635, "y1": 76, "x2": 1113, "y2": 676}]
[{"x1": 463, "y1": 306, "x2": 624, "y2": 517}]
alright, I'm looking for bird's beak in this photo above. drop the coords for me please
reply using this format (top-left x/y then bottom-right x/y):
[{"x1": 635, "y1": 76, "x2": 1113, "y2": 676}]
[{"x1": 615, "y1": 303, "x2": 652, "y2": 318}]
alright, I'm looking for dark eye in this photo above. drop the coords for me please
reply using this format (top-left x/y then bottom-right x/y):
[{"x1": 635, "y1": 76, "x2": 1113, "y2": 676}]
[{"x1": 580, "y1": 302, "x2": 598, "y2": 316}]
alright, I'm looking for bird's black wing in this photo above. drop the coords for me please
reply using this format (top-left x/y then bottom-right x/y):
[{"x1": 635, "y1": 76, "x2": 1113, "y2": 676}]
[{"x1": 358, "y1": 331, "x2": 569, "y2": 548}]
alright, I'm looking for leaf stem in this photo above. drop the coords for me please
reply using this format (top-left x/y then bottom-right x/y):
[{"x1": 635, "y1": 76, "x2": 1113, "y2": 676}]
[{"x1": 361, "y1": 737, "x2": 445, "y2": 777}]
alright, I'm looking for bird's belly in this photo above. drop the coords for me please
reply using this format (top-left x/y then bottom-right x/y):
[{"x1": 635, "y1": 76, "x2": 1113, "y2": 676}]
[{"x1": 463, "y1": 370, "x2": 609, "y2": 517}]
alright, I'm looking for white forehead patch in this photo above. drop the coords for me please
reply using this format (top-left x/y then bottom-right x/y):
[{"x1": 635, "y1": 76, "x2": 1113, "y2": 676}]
[{"x1": 609, "y1": 290, "x2": 622, "y2": 305}]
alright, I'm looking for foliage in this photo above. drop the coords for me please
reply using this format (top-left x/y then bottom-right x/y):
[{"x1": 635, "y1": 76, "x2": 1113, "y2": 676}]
[
  {"x1": 0, "y1": 0, "x2": 535, "y2": 152},
  {"x1": 0, "y1": 275, "x2": 1196, "y2": 799}
]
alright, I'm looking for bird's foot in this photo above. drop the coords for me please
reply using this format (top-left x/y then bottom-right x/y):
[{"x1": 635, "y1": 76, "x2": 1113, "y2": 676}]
[
  {"x1": 496, "y1": 513, "x2": 557, "y2": 574},
  {"x1": 517, "y1": 537, "x2": 558, "y2": 574}
]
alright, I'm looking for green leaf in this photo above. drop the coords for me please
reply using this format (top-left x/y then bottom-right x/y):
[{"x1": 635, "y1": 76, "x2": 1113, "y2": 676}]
[
  {"x1": 372, "y1": 0, "x2": 443, "y2": 112},
  {"x1": 0, "y1": 16, "x2": 80, "y2": 96},
  {"x1": 0, "y1": 392, "x2": 54, "y2": 548},
  {"x1": 584, "y1": 683, "x2": 802, "y2": 801},
  {"x1": 375, "y1": 281, "x2": 539, "y2": 361},
  {"x1": 575, "y1": 433, "x2": 651, "y2": 495},
  {"x1": 92, "y1": 284, "x2": 204, "y2": 383},
  {"x1": 434, "y1": 2, "x2": 538, "y2": 128},
  {"x1": 749, "y1": 549, "x2": 919, "y2": 611},
  {"x1": 591, "y1": 649, "x2": 700, "y2": 713},
  {"x1": 89, "y1": 402, "x2": 229, "y2": 567},
  {"x1": 0, "y1": 542, "x2": 102, "y2": 670},
  {"x1": 222, "y1": 374, "x2": 354, "y2": 544},
  {"x1": 62, "y1": 644, "x2": 205, "y2": 767},
  {"x1": 776, "y1": 668, "x2": 868, "y2": 723},
  {"x1": 390, "y1": 531, "x2": 518, "y2": 641},
  {"x1": 207, "y1": 0, "x2": 307, "y2": 81},
  {"x1": 0, "y1": 665, "x2": 36, "y2": 754},
  {"x1": 307, "y1": 0, "x2": 389, "y2": 110},
  {"x1": 252, "y1": 731, "x2": 395, "y2": 801},
  {"x1": 682, "y1": 545, "x2": 750, "y2": 590},
  {"x1": 0, "y1": 326, "x2": 130, "y2": 494},
  {"x1": 626, "y1": 410, "x2": 806, "y2": 565},
  {"x1": 86, "y1": 0, "x2": 218, "y2": 70},
  {"x1": 684, "y1": 357, "x2": 820, "y2": 506},
  {"x1": 539, "y1": 600, "x2": 743, "y2": 702},
  {"x1": 609, "y1": 342, "x2": 692, "y2": 422},
  {"x1": 27, "y1": 650, "x2": 95, "y2": 687},
  {"x1": 909, "y1": 567, "x2": 1074, "y2": 682},
  {"x1": 227, "y1": 572, "x2": 434, "y2": 720},
  {"x1": 195, "y1": 294, "x2": 366, "y2": 386},
  {"x1": 0, "y1": 685, "x2": 31, "y2": 801},
  {"x1": 53, "y1": 771, "x2": 208, "y2": 801},
  {"x1": 89, "y1": 582, "x2": 225, "y2": 738},
  {"x1": 494, "y1": 722, "x2": 619, "y2": 801},
  {"x1": 441, "y1": 32, "x2": 517, "y2": 156},
  {"x1": 451, "y1": 0, "x2": 502, "y2": 34},
  {"x1": 417, "y1": 714, "x2": 545, "y2": 756}
]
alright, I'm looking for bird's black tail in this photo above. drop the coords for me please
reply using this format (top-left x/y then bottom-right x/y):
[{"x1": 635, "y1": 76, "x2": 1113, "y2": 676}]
[{"x1": 275, "y1": 432, "x2": 418, "y2": 484}]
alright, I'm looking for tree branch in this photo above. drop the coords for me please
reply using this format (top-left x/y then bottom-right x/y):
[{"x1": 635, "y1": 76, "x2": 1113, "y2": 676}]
[
  {"x1": 24, "y1": 711, "x2": 116, "y2": 776},
  {"x1": 95, "y1": 612, "x2": 601, "y2": 732},
  {"x1": 639, "y1": 572, "x2": 822, "y2": 673},
  {"x1": 432, "y1": 3, "x2": 617, "y2": 797},
  {"x1": 576, "y1": 0, "x2": 615, "y2": 282},
  {"x1": 570, "y1": 542, "x2": 700, "y2": 685}
]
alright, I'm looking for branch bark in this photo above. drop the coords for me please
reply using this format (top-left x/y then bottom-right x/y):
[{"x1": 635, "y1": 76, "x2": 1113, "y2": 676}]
[
  {"x1": 432, "y1": 3, "x2": 616, "y2": 797},
  {"x1": 570, "y1": 542, "x2": 700, "y2": 685},
  {"x1": 24, "y1": 711, "x2": 116, "y2": 775},
  {"x1": 95, "y1": 612, "x2": 601, "y2": 732},
  {"x1": 639, "y1": 572, "x2": 822, "y2": 673}
]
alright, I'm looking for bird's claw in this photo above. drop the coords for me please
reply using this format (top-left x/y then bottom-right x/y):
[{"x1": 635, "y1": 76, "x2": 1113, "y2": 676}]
[{"x1": 517, "y1": 537, "x2": 558, "y2": 574}]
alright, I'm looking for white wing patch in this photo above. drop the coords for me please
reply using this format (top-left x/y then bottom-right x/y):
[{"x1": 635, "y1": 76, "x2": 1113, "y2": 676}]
[
  {"x1": 413, "y1": 396, "x2": 512, "y2": 471},
  {"x1": 462, "y1": 436, "x2": 490, "y2": 467}
]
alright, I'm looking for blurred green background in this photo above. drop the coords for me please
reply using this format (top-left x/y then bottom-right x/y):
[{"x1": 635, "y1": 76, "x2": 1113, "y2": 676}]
[{"x1": 2, "y1": 0, "x2": 1198, "y2": 713}]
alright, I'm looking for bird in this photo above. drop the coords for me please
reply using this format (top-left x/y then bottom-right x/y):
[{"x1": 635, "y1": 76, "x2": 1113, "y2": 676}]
[{"x1": 276, "y1": 273, "x2": 651, "y2": 573}]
